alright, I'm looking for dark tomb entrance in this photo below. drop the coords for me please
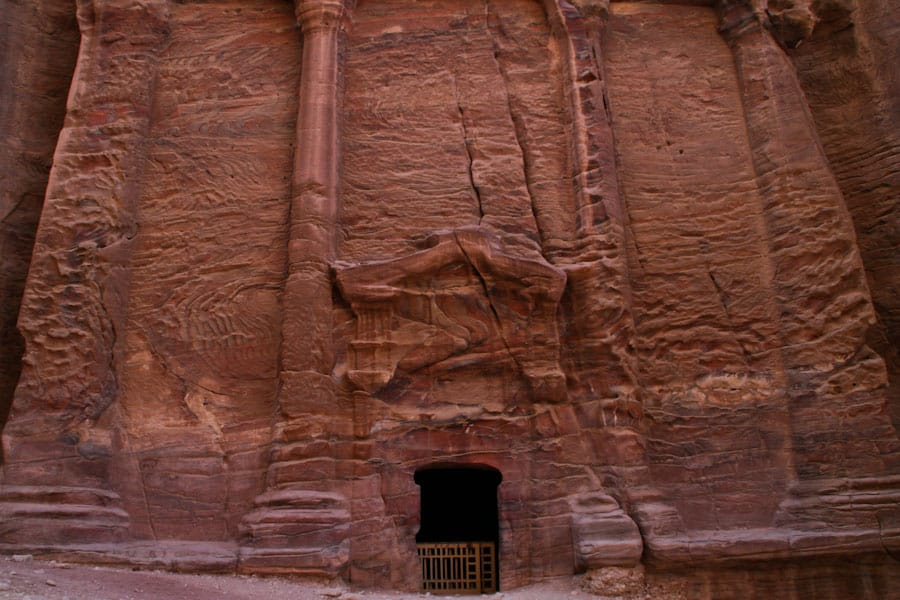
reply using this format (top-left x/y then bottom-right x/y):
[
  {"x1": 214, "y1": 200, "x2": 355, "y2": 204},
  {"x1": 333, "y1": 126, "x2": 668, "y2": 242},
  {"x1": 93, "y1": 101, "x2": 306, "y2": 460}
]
[{"x1": 415, "y1": 465, "x2": 502, "y2": 594}]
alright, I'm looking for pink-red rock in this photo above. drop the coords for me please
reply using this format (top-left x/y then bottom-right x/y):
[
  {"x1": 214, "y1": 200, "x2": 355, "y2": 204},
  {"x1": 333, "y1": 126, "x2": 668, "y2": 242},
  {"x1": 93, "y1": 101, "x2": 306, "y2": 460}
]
[{"x1": 0, "y1": 0, "x2": 898, "y2": 597}]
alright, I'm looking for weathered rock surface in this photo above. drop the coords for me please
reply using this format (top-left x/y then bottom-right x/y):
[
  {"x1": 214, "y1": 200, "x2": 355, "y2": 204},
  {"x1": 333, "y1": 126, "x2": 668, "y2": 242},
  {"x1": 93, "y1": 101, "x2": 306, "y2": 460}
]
[
  {"x1": 0, "y1": 0, "x2": 79, "y2": 463},
  {"x1": 787, "y1": 0, "x2": 900, "y2": 432},
  {"x1": 0, "y1": 0, "x2": 898, "y2": 597}
]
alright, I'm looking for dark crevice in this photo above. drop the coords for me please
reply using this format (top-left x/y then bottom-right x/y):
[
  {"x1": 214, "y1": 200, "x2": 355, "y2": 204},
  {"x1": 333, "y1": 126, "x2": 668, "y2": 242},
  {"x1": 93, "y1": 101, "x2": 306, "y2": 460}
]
[
  {"x1": 415, "y1": 465, "x2": 502, "y2": 592},
  {"x1": 415, "y1": 465, "x2": 501, "y2": 543},
  {"x1": 0, "y1": 194, "x2": 29, "y2": 225},
  {"x1": 708, "y1": 268, "x2": 753, "y2": 367},
  {"x1": 708, "y1": 270, "x2": 729, "y2": 314},
  {"x1": 0, "y1": 327, "x2": 25, "y2": 465},
  {"x1": 454, "y1": 92, "x2": 485, "y2": 222}
]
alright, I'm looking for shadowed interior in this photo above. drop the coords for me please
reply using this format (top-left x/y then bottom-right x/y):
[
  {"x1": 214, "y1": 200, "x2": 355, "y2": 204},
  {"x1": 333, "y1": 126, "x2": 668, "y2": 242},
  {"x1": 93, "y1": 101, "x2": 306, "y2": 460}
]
[{"x1": 415, "y1": 466, "x2": 502, "y2": 544}]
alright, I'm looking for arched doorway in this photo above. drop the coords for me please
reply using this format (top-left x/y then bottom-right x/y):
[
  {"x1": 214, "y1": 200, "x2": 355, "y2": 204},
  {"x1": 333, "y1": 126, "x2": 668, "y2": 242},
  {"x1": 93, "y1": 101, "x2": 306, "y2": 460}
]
[{"x1": 414, "y1": 465, "x2": 502, "y2": 594}]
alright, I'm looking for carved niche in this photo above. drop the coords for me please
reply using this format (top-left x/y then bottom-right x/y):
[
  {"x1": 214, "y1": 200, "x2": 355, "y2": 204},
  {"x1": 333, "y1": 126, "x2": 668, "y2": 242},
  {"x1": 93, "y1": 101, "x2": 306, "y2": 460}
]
[{"x1": 334, "y1": 227, "x2": 568, "y2": 403}]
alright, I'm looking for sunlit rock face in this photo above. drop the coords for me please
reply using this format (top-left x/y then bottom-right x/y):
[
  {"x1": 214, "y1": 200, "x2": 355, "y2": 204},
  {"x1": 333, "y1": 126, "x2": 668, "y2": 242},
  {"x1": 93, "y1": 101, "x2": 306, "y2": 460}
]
[{"x1": 1, "y1": 0, "x2": 898, "y2": 596}]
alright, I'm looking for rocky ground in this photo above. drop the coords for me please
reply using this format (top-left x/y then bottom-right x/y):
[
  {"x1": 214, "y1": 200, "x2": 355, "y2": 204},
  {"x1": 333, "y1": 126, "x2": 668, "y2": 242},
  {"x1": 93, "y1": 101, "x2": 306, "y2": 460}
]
[{"x1": 0, "y1": 555, "x2": 607, "y2": 600}]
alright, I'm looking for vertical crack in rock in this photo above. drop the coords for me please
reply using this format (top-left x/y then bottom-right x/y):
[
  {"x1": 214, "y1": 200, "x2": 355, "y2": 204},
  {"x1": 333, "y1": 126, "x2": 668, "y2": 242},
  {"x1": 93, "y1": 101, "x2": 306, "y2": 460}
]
[
  {"x1": 707, "y1": 270, "x2": 729, "y2": 314},
  {"x1": 88, "y1": 262, "x2": 119, "y2": 424},
  {"x1": 453, "y1": 88, "x2": 484, "y2": 222},
  {"x1": 876, "y1": 512, "x2": 900, "y2": 563},
  {"x1": 484, "y1": 0, "x2": 545, "y2": 245},
  {"x1": 137, "y1": 459, "x2": 159, "y2": 541},
  {"x1": 625, "y1": 221, "x2": 647, "y2": 273},
  {"x1": 589, "y1": 43, "x2": 613, "y2": 127},
  {"x1": 706, "y1": 268, "x2": 752, "y2": 366},
  {"x1": 453, "y1": 232, "x2": 519, "y2": 373}
]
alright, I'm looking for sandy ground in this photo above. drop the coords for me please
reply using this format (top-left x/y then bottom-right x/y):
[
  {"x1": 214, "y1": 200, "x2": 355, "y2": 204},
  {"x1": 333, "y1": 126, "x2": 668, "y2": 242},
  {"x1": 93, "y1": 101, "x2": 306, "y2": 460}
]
[{"x1": 0, "y1": 555, "x2": 602, "y2": 600}]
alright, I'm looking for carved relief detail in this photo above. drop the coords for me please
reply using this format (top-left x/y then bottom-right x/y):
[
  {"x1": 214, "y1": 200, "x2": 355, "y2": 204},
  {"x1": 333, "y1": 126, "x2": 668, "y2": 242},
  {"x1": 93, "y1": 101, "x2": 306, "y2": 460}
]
[
  {"x1": 294, "y1": 0, "x2": 346, "y2": 33},
  {"x1": 335, "y1": 227, "x2": 568, "y2": 402}
]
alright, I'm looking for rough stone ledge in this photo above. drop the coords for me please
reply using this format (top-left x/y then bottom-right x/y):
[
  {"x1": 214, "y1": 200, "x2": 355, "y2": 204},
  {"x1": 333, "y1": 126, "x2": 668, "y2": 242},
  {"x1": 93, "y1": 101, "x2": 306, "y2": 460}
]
[
  {"x1": 3, "y1": 524, "x2": 898, "y2": 578},
  {"x1": 237, "y1": 544, "x2": 349, "y2": 578},
  {"x1": 0, "y1": 485, "x2": 122, "y2": 506},
  {"x1": 644, "y1": 526, "x2": 900, "y2": 566},
  {"x1": 785, "y1": 474, "x2": 900, "y2": 498},
  {"x1": 0, "y1": 541, "x2": 239, "y2": 573},
  {"x1": 0, "y1": 541, "x2": 350, "y2": 578},
  {"x1": 0, "y1": 503, "x2": 129, "y2": 520}
]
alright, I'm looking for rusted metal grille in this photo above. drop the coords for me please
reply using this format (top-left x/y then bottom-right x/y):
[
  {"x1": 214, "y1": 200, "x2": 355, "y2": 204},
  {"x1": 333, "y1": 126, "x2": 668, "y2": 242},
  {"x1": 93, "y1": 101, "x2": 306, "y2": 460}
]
[{"x1": 417, "y1": 542, "x2": 496, "y2": 594}]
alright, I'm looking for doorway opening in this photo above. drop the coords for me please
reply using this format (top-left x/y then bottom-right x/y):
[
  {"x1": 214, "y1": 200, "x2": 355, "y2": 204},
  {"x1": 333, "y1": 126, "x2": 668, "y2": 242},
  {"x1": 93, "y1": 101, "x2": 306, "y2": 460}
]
[{"x1": 414, "y1": 465, "x2": 502, "y2": 594}]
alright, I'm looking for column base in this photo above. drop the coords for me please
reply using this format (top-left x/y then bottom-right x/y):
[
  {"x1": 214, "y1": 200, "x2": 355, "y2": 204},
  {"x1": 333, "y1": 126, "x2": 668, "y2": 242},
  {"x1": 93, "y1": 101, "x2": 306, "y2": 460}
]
[
  {"x1": 0, "y1": 485, "x2": 129, "y2": 546},
  {"x1": 238, "y1": 488, "x2": 350, "y2": 578}
]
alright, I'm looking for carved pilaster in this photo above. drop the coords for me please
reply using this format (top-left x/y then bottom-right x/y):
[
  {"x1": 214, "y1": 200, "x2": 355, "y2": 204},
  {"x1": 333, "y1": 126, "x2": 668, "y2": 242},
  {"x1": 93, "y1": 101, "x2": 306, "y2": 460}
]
[
  {"x1": 717, "y1": 0, "x2": 900, "y2": 545},
  {"x1": 546, "y1": 0, "x2": 678, "y2": 556},
  {"x1": 548, "y1": 0, "x2": 640, "y2": 417},
  {"x1": 717, "y1": 0, "x2": 874, "y2": 404},
  {"x1": 0, "y1": 0, "x2": 173, "y2": 548},
  {"x1": 281, "y1": 0, "x2": 346, "y2": 378},
  {"x1": 239, "y1": 0, "x2": 351, "y2": 578}
]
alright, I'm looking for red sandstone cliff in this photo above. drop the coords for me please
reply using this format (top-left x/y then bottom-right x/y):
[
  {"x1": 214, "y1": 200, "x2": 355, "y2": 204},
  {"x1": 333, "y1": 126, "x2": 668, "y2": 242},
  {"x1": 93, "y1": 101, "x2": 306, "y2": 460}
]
[{"x1": 1, "y1": 0, "x2": 898, "y2": 597}]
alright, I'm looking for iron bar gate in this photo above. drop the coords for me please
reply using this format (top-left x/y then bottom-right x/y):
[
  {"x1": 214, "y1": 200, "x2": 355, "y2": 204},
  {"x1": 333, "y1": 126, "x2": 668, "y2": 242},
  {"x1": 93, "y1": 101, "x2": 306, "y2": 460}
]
[{"x1": 417, "y1": 541, "x2": 496, "y2": 594}]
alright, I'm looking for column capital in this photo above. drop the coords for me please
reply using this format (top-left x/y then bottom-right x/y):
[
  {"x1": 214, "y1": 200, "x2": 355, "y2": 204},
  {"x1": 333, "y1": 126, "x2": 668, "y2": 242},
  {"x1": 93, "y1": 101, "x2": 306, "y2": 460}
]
[
  {"x1": 716, "y1": 0, "x2": 817, "y2": 48},
  {"x1": 715, "y1": 0, "x2": 766, "y2": 41},
  {"x1": 569, "y1": 0, "x2": 610, "y2": 20},
  {"x1": 294, "y1": 0, "x2": 346, "y2": 34}
]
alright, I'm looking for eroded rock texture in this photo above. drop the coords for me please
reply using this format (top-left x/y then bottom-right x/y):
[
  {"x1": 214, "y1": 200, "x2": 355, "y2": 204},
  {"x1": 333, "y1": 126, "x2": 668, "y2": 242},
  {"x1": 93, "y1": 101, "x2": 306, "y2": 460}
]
[
  {"x1": 788, "y1": 0, "x2": 900, "y2": 431},
  {"x1": 0, "y1": 0, "x2": 898, "y2": 597},
  {"x1": 0, "y1": 0, "x2": 79, "y2": 462}
]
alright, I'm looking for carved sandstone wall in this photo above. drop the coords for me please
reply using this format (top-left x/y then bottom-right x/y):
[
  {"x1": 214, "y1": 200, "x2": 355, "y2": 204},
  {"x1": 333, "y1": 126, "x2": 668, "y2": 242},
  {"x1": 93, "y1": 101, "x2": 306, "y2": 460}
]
[
  {"x1": 0, "y1": 0, "x2": 79, "y2": 461},
  {"x1": 1, "y1": 0, "x2": 898, "y2": 596}
]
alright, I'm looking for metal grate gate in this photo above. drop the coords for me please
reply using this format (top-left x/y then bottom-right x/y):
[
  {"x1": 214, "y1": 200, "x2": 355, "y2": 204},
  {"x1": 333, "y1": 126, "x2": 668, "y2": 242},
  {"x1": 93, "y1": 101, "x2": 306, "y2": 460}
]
[{"x1": 417, "y1": 542, "x2": 496, "y2": 594}]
